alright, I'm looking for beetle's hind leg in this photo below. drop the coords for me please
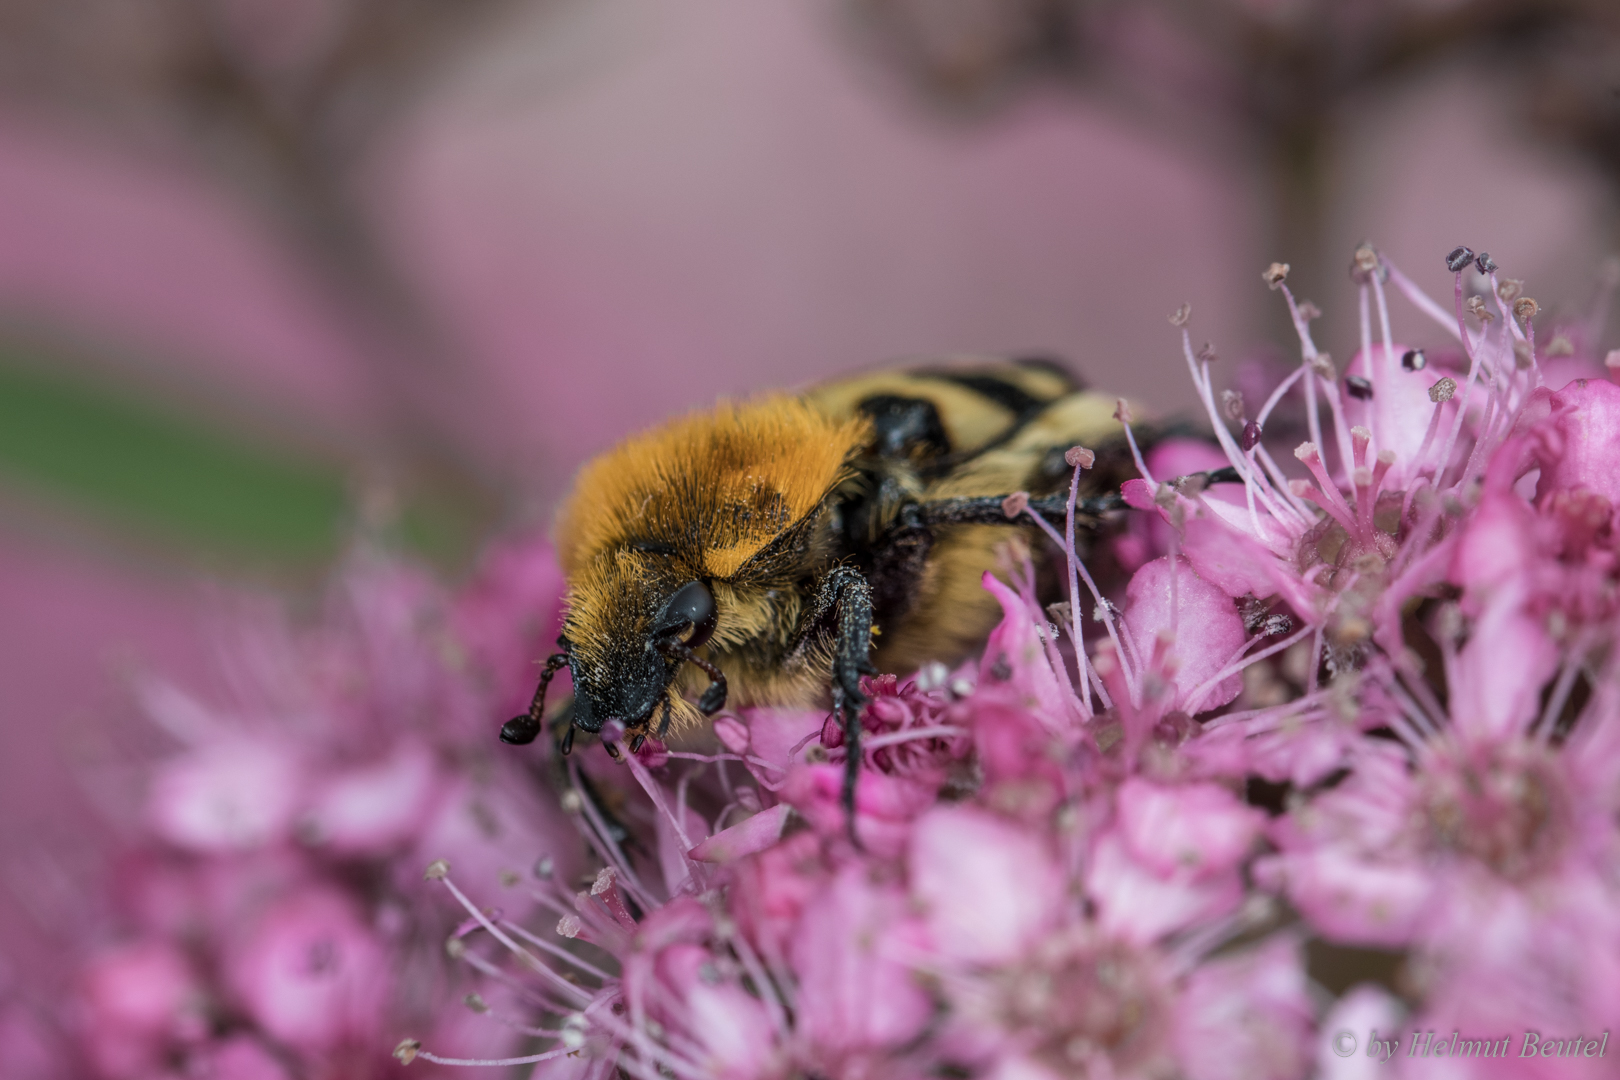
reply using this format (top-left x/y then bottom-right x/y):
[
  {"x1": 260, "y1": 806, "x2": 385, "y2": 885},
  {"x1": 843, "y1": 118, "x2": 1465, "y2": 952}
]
[{"x1": 805, "y1": 565, "x2": 877, "y2": 844}]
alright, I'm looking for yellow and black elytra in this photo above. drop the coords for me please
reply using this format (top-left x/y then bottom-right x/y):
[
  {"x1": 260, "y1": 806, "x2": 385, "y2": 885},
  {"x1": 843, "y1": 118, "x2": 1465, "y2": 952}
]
[{"x1": 500, "y1": 359, "x2": 1197, "y2": 823}]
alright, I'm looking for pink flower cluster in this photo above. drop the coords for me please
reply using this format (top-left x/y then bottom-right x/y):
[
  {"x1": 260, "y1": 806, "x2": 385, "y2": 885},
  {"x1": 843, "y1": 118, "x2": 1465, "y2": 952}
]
[
  {"x1": 399, "y1": 250, "x2": 1620, "y2": 1078},
  {"x1": 15, "y1": 244, "x2": 1620, "y2": 1080},
  {"x1": 9, "y1": 545, "x2": 584, "y2": 1078}
]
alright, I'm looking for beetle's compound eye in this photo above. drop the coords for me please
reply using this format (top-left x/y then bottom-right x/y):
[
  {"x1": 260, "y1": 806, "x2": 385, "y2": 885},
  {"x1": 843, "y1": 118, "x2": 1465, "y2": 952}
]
[{"x1": 655, "y1": 580, "x2": 716, "y2": 651}]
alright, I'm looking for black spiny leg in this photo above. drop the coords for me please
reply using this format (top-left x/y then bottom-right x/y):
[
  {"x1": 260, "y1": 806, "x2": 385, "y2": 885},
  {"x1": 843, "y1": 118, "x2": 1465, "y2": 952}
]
[
  {"x1": 916, "y1": 466, "x2": 1242, "y2": 529},
  {"x1": 806, "y1": 565, "x2": 877, "y2": 844},
  {"x1": 500, "y1": 652, "x2": 570, "y2": 745}
]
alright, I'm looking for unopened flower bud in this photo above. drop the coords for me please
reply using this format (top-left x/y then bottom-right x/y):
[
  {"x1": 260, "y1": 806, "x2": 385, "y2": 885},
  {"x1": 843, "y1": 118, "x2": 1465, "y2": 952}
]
[
  {"x1": 1446, "y1": 246, "x2": 1475, "y2": 272},
  {"x1": 1263, "y1": 262, "x2": 1290, "y2": 288},
  {"x1": 1429, "y1": 377, "x2": 1458, "y2": 403},
  {"x1": 1169, "y1": 303, "x2": 1191, "y2": 326}
]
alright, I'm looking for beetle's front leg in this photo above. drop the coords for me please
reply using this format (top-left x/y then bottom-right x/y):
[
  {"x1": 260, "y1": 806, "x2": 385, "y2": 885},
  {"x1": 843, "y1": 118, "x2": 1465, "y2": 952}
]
[{"x1": 805, "y1": 565, "x2": 877, "y2": 842}]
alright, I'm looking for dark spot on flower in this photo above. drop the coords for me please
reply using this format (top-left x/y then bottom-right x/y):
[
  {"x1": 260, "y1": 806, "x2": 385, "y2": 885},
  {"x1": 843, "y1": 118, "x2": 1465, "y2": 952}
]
[{"x1": 990, "y1": 654, "x2": 1013, "y2": 682}]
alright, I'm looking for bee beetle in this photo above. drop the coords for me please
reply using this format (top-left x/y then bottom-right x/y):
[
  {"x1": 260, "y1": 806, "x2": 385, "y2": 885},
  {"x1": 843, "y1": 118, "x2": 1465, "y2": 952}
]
[{"x1": 501, "y1": 360, "x2": 1142, "y2": 819}]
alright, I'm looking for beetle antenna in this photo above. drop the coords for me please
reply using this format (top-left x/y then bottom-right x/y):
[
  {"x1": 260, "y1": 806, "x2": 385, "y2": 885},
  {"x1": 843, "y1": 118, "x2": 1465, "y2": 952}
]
[{"x1": 500, "y1": 651, "x2": 569, "y2": 745}]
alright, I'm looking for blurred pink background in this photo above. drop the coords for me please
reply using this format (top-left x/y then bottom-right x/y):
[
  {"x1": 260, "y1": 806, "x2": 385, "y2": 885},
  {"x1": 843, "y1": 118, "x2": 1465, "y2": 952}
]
[{"x1": 1, "y1": 0, "x2": 1616, "y2": 997}]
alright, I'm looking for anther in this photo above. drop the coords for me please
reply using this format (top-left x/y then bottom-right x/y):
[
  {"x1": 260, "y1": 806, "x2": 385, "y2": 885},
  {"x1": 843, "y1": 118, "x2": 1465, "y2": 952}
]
[
  {"x1": 629, "y1": 733, "x2": 646, "y2": 754},
  {"x1": 1465, "y1": 295, "x2": 1493, "y2": 322},
  {"x1": 1001, "y1": 492, "x2": 1029, "y2": 519},
  {"x1": 1429, "y1": 377, "x2": 1458, "y2": 404},
  {"x1": 1297, "y1": 300, "x2": 1322, "y2": 321},
  {"x1": 1497, "y1": 278, "x2": 1523, "y2": 303},
  {"x1": 1513, "y1": 297, "x2": 1538, "y2": 324},
  {"x1": 394, "y1": 1039, "x2": 422, "y2": 1065},
  {"x1": 1345, "y1": 375, "x2": 1374, "y2": 400},
  {"x1": 604, "y1": 741, "x2": 621, "y2": 761},
  {"x1": 1349, "y1": 243, "x2": 1380, "y2": 282},
  {"x1": 1474, "y1": 251, "x2": 1497, "y2": 275},
  {"x1": 1446, "y1": 246, "x2": 1475, "y2": 273},
  {"x1": 1309, "y1": 353, "x2": 1336, "y2": 380},
  {"x1": 1221, "y1": 389, "x2": 1245, "y2": 422},
  {"x1": 424, "y1": 859, "x2": 450, "y2": 880},
  {"x1": 1241, "y1": 421, "x2": 1262, "y2": 451},
  {"x1": 1196, "y1": 342, "x2": 1218, "y2": 364},
  {"x1": 1065, "y1": 446, "x2": 1095, "y2": 469},
  {"x1": 1401, "y1": 348, "x2": 1427, "y2": 371},
  {"x1": 1261, "y1": 614, "x2": 1294, "y2": 636},
  {"x1": 1169, "y1": 303, "x2": 1192, "y2": 326},
  {"x1": 1263, "y1": 262, "x2": 1290, "y2": 288}
]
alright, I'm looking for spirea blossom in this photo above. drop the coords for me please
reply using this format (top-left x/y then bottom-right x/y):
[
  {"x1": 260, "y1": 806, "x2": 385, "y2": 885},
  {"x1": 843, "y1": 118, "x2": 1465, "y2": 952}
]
[
  {"x1": 398, "y1": 245, "x2": 1620, "y2": 1080},
  {"x1": 14, "y1": 245, "x2": 1620, "y2": 1080}
]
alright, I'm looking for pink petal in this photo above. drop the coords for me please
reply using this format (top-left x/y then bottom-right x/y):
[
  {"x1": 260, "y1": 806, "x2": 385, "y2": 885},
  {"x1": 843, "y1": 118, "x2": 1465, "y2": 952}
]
[
  {"x1": 791, "y1": 866, "x2": 932, "y2": 1060},
  {"x1": 1262, "y1": 847, "x2": 1431, "y2": 948},
  {"x1": 909, "y1": 806, "x2": 1063, "y2": 965},
  {"x1": 1123, "y1": 556, "x2": 1247, "y2": 712},
  {"x1": 689, "y1": 803, "x2": 792, "y2": 864},
  {"x1": 147, "y1": 737, "x2": 303, "y2": 852},
  {"x1": 980, "y1": 574, "x2": 1069, "y2": 721},
  {"x1": 1117, "y1": 778, "x2": 1265, "y2": 880},
  {"x1": 1343, "y1": 343, "x2": 1451, "y2": 488},
  {"x1": 1529, "y1": 376, "x2": 1620, "y2": 508},
  {"x1": 225, "y1": 889, "x2": 387, "y2": 1050},
  {"x1": 1173, "y1": 936, "x2": 1314, "y2": 1080},
  {"x1": 303, "y1": 741, "x2": 442, "y2": 854},
  {"x1": 1086, "y1": 832, "x2": 1244, "y2": 945},
  {"x1": 1315, "y1": 985, "x2": 1406, "y2": 1080}
]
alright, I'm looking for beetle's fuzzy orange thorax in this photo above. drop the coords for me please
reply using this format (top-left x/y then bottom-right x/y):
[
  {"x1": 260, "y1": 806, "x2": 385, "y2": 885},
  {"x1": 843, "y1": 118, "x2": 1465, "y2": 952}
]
[{"x1": 555, "y1": 396, "x2": 868, "y2": 581}]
